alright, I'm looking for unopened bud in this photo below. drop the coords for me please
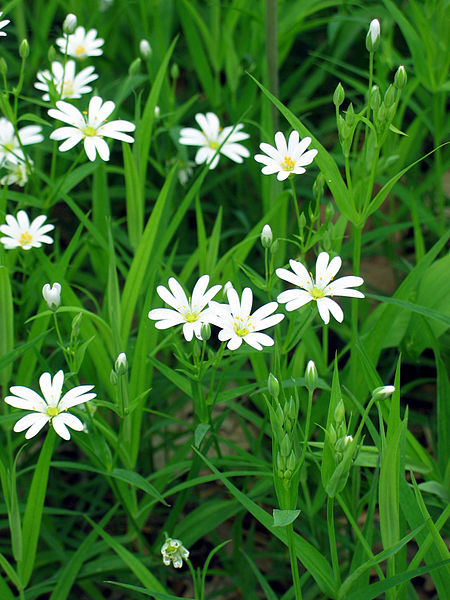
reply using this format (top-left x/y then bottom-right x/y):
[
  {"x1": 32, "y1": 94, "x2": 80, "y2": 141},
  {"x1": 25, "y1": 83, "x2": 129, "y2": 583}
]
[
  {"x1": 394, "y1": 65, "x2": 407, "y2": 90},
  {"x1": 366, "y1": 19, "x2": 380, "y2": 52},
  {"x1": 334, "y1": 399, "x2": 345, "y2": 424},
  {"x1": 110, "y1": 369, "x2": 118, "y2": 385},
  {"x1": 268, "y1": 373, "x2": 280, "y2": 399},
  {"x1": 63, "y1": 13, "x2": 77, "y2": 35},
  {"x1": 0, "y1": 57, "x2": 7, "y2": 76},
  {"x1": 261, "y1": 224, "x2": 273, "y2": 248},
  {"x1": 370, "y1": 85, "x2": 381, "y2": 112},
  {"x1": 71, "y1": 312, "x2": 82, "y2": 337},
  {"x1": 19, "y1": 39, "x2": 29, "y2": 59},
  {"x1": 286, "y1": 396, "x2": 296, "y2": 421},
  {"x1": 345, "y1": 103, "x2": 355, "y2": 127},
  {"x1": 305, "y1": 360, "x2": 318, "y2": 392},
  {"x1": 115, "y1": 352, "x2": 128, "y2": 375},
  {"x1": 171, "y1": 63, "x2": 179, "y2": 80},
  {"x1": 129, "y1": 57, "x2": 141, "y2": 76},
  {"x1": 333, "y1": 82, "x2": 345, "y2": 108},
  {"x1": 327, "y1": 423, "x2": 337, "y2": 446},
  {"x1": 270, "y1": 239, "x2": 279, "y2": 254},
  {"x1": 200, "y1": 322, "x2": 211, "y2": 341},
  {"x1": 384, "y1": 84, "x2": 395, "y2": 108},
  {"x1": 139, "y1": 39, "x2": 152, "y2": 59},
  {"x1": 280, "y1": 433, "x2": 291, "y2": 457},
  {"x1": 372, "y1": 385, "x2": 395, "y2": 401},
  {"x1": 313, "y1": 173, "x2": 325, "y2": 201},
  {"x1": 154, "y1": 105, "x2": 160, "y2": 118},
  {"x1": 286, "y1": 450, "x2": 296, "y2": 471},
  {"x1": 42, "y1": 282, "x2": 61, "y2": 311}
]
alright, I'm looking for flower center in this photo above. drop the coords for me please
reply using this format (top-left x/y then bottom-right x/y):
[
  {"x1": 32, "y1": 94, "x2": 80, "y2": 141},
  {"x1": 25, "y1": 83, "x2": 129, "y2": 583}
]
[
  {"x1": 208, "y1": 140, "x2": 219, "y2": 150},
  {"x1": 83, "y1": 125, "x2": 97, "y2": 137},
  {"x1": 61, "y1": 79, "x2": 74, "y2": 97},
  {"x1": 74, "y1": 44, "x2": 85, "y2": 57},
  {"x1": 19, "y1": 231, "x2": 33, "y2": 246},
  {"x1": 280, "y1": 156, "x2": 295, "y2": 171},
  {"x1": 184, "y1": 311, "x2": 199, "y2": 323},
  {"x1": 310, "y1": 287, "x2": 325, "y2": 300},
  {"x1": 233, "y1": 316, "x2": 254, "y2": 337},
  {"x1": 46, "y1": 406, "x2": 60, "y2": 418}
]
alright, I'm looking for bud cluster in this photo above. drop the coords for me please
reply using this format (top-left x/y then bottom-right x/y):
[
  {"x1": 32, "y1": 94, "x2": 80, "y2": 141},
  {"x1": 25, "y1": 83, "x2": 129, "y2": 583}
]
[{"x1": 327, "y1": 399, "x2": 354, "y2": 464}]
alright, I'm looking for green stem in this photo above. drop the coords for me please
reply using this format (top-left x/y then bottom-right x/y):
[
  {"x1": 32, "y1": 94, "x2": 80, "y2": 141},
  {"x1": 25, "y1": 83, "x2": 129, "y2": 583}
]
[
  {"x1": 432, "y1": 92, "x2": 445, "y2": 232},
  {"x1": 289, "y1": 176, "x2": 302, "y2": 237},
  {"x1": 351, "y1": 224, "x2": 362, "y2": 334},
  {"x1": 298, "y1": 388, "x2": 313, "y2": 470},
  {"x1": 286, "y1": 523, "x2": 302, "y2": 600},
  {"x1": 363, "y1": 51, "x2": 374, "y2": 170},
  {"x1": 327, "y1": 496, "x2": 341, "y2": 587},
  {"x1": 186, "y1": 558, "x2": 201, "y2": 599},
  {"x1": 322, "y1": 325, "x2": 328, "y2": 366},
  {"x1": 265, "y1": 0, "x2": 278, "y2": 129}
]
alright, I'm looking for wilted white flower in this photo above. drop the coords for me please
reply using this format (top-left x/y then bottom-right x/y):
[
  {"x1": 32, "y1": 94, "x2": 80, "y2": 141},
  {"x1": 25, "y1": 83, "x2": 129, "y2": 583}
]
[
  {"x1": 56, "y1": 26, "x2": 104, "y2": 58},
  {"x1": 177, "y1": 159, "x2": 194, "y2": 185},
  {"x1": 366, "y1": 19, "x2": 380, "y2": 52},
  {"x1": 139, "y1": 39, "x2": 151, "y2": 59},
  {"x1": 254, "y1": 131, "x2": 318, "y2": 181},
  {"x1": 179, "y1": 112, "x2": 250, "y2": 170},
  {"x1": 4, "y1": 370, "x2": 96, "y2": 440},
  {"x1": 35, "y1": 60, "x2": 98, "y2": 100},
  {"x1": 0, "y1": 11, "x2": 9, "y2": 36},
  {"x1": 261, "y1": 224, "x2": 273, "y2": 248},
  {"x1": 372, "y1": 385, "x2": 395, "y2": 400},
  {"x1": 115, "y1": 352, "x2": 128, "y2": 375},
  {"x1": 0, "y1": 117, "x2": 43, "y2": 165},
  {"x1": 42, "y1": 282, "x2": 61, "y2": 310},
  {"x1": 148, "y1": 275, "x2": 221, "y2": 341},
  {"x1": 48, "y1": 96, "x2": 135, "y2": 161},
  {"x1": 0, "y1": 158, "x2": 32, "y2": 187},
  {"x1": 63, "y1": 13, "x2": 77, "y2": 35},
  {"x1": 209, "y1": 287, "x2": 284, "y2": 351},
  {"x1": 161, "y1": 538, "x2": 189, "y2": 569},
  {"x1": 276, "y1": 252, "x2": 364, "y2": 324},
  {"x1": 0, "y1": 210, "x2": 54, "y2": 250}
]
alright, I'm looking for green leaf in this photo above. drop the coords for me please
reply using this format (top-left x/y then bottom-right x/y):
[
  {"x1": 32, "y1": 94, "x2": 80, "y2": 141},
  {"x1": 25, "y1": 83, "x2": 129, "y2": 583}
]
[
  {"x1": 194, "y1": 423, "x2": 210, "y2": 447},
  {"x1": 0, "y1": 266, "x2": 14, "y2": 388},
  {"x1": 105, "y1": 581, "x2": 193, "y2": 600},
  {"x1": 110, "y1": 468, "x2": 169, "y2": 506},
  {"x1": 273, "y1": 509, "x2": 301, "y2": 527}
]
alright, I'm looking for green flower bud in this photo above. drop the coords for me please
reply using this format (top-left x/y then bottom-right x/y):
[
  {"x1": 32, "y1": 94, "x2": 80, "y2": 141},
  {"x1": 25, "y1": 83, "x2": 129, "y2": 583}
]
[
  {"x1": 19, "y1": 39, "x2": 29, "y2": 59},
  {"x1": 287, "y1": 396, "x2": 297, "y2": 421},
  {"x1": 63, "y1": 13, "x2": 77, "y2": 35},
  {"x1": 48, "y1": 45, "x2": 57, "y2": 63},
  {"x1": 280, "y1": 433, "x2": 291, "y2": 457},
  {"x1": 261, "y1": 224, "x2": 273, "y2": 248},
  {"x1": 313, "y1": 172, "x2": 325, "y2": 201},
  {"x1": 345, "y1": 103, "x2": 355, "y2": 127},
  {"x1": 110, "y1": 369, "x2": 118, "y2": 385},
  {"x1": 333, "y1": 82, "x2": 345, "y2": 108},
  {"x1": 370, "y1": 85, "x2": 381, "y2": 112},
  {"x1": 384, "y1": 84, "x2": 395, "y2": 108},
  {"x1": 0, "y1": 57, "x2": 7, "y2": 76},
  {"x1": 286, "y1": 450, "x2": 296, "y2": 471},
  {"x1": 276, "y1": 451, "x2": 286, "y2": 474},
  {"x1": 327, "y1": 423, "x2": 337, "y2": 446},
  {"x1": 115, "y1": 352, "x2": 128, "y2": 375},
  {"x1": 334, "y1": 399, "x2": 345, "y2": 425},
  {"x1": 71, "y1": 312, "x2": 82, "y2": 337},
  {"x1": 200, "y1": 322, "x2": 211, "y2": 341},
  {"x1": 394, "y1": 65, "x2": 407, "y2": 90},
  {"x1": 268, "y1": 373, "x2": 280, "y2": 399},
  {"x1": 128, "y1": 57, "x2": 141, "y2": 76},
  {"x1": 372, "y1": 385, "x2": 395, "y2": 401},
  {"x1": 305, "y1": 360, "x2": 318, "y2": 392},
  {"x1": 171, "y1": 63, "x2": 179, "y2": 80},
  {"x1": 270, "y1": 239, "x2": 279, "y2": 254}
]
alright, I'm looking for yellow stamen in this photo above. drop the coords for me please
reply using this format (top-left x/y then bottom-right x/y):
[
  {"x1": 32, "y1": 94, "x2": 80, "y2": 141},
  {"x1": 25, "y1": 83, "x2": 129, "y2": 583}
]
[
  {"x1": 19, "y1": 231, "x2": 33, "y2": 246},
  {"x1": 46, "y1": 406, "x2": 60, "y2": 418},
  {"x1": 281, "y1": 156, "x2": 295, "y2": 171},
  {"x1": 83, "y1": 125, "x2": 97, "y2": 137},
  {"x1": 208, "y1": 141, "x2": 219, "y2": 150},
  {"x1": 310, "y1": 287, "x2": 325, "y2": 301},
  {"x1": 74, "y1": 45, "x2": 85, "y2": 57}
]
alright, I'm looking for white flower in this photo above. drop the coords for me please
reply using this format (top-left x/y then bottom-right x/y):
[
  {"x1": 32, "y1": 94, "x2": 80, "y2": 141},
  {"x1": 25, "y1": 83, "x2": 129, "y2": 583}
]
[
  {"x1": 35, "y1": 60, "x2": 98, "y2": 101},
  {"x1": 42, "y1": 282, "x2": 61, "y2": 310},
  {"x1": 0, "y1": 158, "x2": 32, "y2": 187},
  {"x1": 63, "y1": 13, "x2": 77, "y2": 35},
  {"x1": 209, "y1": 287, "x2": 284, "y2": 351},
  {"x1": 48, "y1": 96, "x2": 135, "y2": 161},
  {"x1": 0, "y1": 210, "x2": 54, "y2": 250},
  {"x1": 0, "y1": 117, "x2": 43, "y2": 165},
  {"x1": 0, "y1": 11, "x2": 9, "y2": 36},
  {"x1": 4, "y1": 370, "x2": 96, "y2": 440},
  {"x1": 56, "y1": 26, "x2": 104, "y2": 58},
  {"x1": 161, "y1": 538, "x2": 189, "y2": 569},
  {"x1": 139, "y1": 39, "x2": 151, "y2": 59},
  {"x1": 276, "y1": 252, "x2": 364, "y2": 324},
  {"x1": 254, "y1": 131, "x2": 318, "y2": 181},
  {"x1": 179, "y1": 112, "x2": 250, "y2": 170},
  {"x1": 148, "y1": 275, "x2": 221, "y2": 341}
]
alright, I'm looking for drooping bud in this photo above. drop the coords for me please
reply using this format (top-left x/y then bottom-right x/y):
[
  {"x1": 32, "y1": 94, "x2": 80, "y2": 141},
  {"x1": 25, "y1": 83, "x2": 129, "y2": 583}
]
[
  {"x1": 42, "y1": 282, "x2": 61, "y2": 311},
  {"x1": 394, "y1": 65, "x2": 407, "y2": 90},
  {"x1": 333, "y1": 82, "x2": 345, "y2": 108},
  {"x1": 261, "y1": 224, "x2": 273, "y2": 248},
  {"x1": 139, "y1": 38, "x2": 152, "y2": 59},
  {"x1": 366, "y1": 19, "x2": 380, "y2": 52},
  {"x1": 372, "y1": 385, "x2": 396, "y2": 401},
  {"x1": 63, "y1": 13, "x2": 77, "y2": 35},
  {"x1": 305, "y1": 360, "x2": 318, "y2": 392}
]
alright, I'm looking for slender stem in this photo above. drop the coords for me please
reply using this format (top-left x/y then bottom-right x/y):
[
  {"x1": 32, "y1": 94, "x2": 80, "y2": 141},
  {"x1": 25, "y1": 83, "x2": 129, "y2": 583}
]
[
  {"x1": 186, "y1": 558, "x2": 200, "y2": 599},
  {"x1": 432, "y1": 92, "x2": 445, "y2": 232},
  {"x1": 289, "y1": 176, "x2": 302, "y2": 236},
  {"x1": 322, "y1": 325, "x2": 328, "y2": 366},
  {"x1": 286, "y1": 523, "x2": 302, "y2": 600},
  {"x1": 351, "y1": 224, "x2": 362, "y2": 335},
  {"x1": 327, "y1": 496, "x2": 341, "y2": 587},
  {"x1": 298, "y1": 389, "x2": 313, "y2": 470},
  {"x1": 265, "y1": 0, "x2": 278, "y2": 129},
  {"x1": 363, "y1": 51, "x2": 374, "y2": 170}
]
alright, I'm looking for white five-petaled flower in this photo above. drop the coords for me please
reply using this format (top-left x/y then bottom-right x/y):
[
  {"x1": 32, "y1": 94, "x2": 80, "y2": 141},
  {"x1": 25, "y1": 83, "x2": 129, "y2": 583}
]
[
  {"x1": 56, "y1": 26, "x2": 104, "y2": 58},
  {"x1": 148, "y1": 275, "x2": 221, "y2": 341},
  {"x1": 0, "y1": 210, "x2": 54, "y2": 250},
  {"x1": 0, "y1": 158, "x2": 32, "y2": 187},
  {"x1": 209, "y1": 287, "x2": 284, "y2": 351},
  {"x1": 0, "y1": 11, "x2": 9, "y2": 36},
  {"x1": 48, "y1": 96, "x2": 135, "y2": 161},
  {"x1": 254, "y1": 131, "x2": 318, "y2": 181},
  {"x1": 0, "y1": 117, "x2": 44, "y2": 165},
  {"x1": 161, "y1": 538, "x2": 189, "y2": 569},
  {"x1": 42, "y1": 282, "x2": 61, "y2": 311},
  {"x1": 35, "y1": 60, "x2": 98, "y2": 101},
  {"x1": 276, "y1": 252, "x2": 364, "y2": 324},
  {"x1": 4, "y1": 370, "x2": 96, "y2": 440},
  {"x1": 179, "y1": 112, "x2": 250, "y2": 170}
]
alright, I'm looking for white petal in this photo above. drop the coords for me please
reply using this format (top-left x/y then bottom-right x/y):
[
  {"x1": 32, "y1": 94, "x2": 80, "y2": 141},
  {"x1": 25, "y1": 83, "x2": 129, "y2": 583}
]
[
  {"x1": 317, "y1": 297, "x2": 343, "y2": 323},
  {"x1": 52, "y1": 412, "x2": 84, "y2": 440},
  {"x1": 14, "y1": 413, "x2": 49, "y2": 438}
]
